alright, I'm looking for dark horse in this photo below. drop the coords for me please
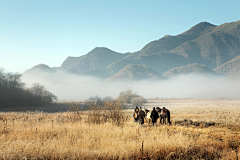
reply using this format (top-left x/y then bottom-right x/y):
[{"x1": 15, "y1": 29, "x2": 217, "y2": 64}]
[
  {"x1": 138, "y1": 109, "x2": 146, "y2": 125},
  {"x1": 156, "y1": 107, "x2": 171, "y2": 125}
]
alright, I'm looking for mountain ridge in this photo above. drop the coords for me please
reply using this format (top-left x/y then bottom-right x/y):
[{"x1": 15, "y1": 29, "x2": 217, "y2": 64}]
[
  {"x1": 24, "y1": 20, "x2": 240, "y2": 82},
  {"x1": 104, "y1": 64, "x2": 164, "y2": 82},
  {"x1": 213, "y1": 55, "x2": 240, "y2": 75},
  {"x1": 100, "y1": 20, "x2": 240, "y2": 77},
  {"x1": 61, "y1": 47, "x2": 130, "y2": 73},
  {"x1": 162, "y1": 63, "x2": 220, "y2": 78}
]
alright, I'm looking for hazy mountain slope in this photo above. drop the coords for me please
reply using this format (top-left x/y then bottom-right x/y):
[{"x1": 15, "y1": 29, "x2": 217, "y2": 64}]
[
  {"x1": 104, "y1": 21, "x2": 240, "y2": 77},
  {"x1": 162, "y1": 63, "x2": 219, "y2": 78},
  {"x1": 213, "y1": 55, "x2": 240, "y2": 75},
  {"x1": 105, "y1": 58, "x2": 142, "y2": 76},
  {"x1": 170, "y1": 20, "x2": 240, "y2": 68},
  {"x1": 61, "y1": 47, "x2": 130, "y2": 73},
  {"x1": 104, "y1": 64, "x2": 164, "y2": 82},
  {"x1": 105, "y1": 52, "x2": 189, "y2": 76},
  {"x1": 138, "y1": 22, "x2": 216, "y2": 56},
  {"x1": 222, "y1": 70, "x2": 240, "y2": 80},
  {"x1": 24, "y1": 64, "x2": 56, "y2": 75},
  {"x1": 121, "y1": 22, "x2": 216, "y2": 61}
]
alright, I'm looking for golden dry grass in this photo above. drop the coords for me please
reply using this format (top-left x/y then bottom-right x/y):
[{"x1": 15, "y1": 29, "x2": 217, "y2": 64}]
[{"x1": 0, "y1": 99, "x2": 240, "y2": 159}]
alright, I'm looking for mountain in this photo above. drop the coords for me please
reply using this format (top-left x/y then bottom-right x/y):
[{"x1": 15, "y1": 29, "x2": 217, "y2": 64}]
[
  {"x1": 104, "y1": 64, "x2": 164, "y2": 82},
  {"x1": 103, "y1": 22, "x2": 217, "y2": 75},
  {"x1": 25, "y1": 20, "x2": 240, "y2": 82},
  {"x1": 162, "y1": 63, "x2": 219, "y2": 78},
  {"x1": 102, "y1": 20, "x2": 240, "y2": 76},
  {"x1": 213, "y1": 55, "x2": 240, "y2": 76},
  {"x1": 139, "y1": 22, "x2": 217, "y2": 56},
  {"x1": 61, "y1": 47, "x2": 130, "y2": 73},
  {"x1": 169, "y1": 21, "x2": 240, "y2": 67},
  {"x1": 24, "y1": 64, "x2": 56, "y2": 75}
]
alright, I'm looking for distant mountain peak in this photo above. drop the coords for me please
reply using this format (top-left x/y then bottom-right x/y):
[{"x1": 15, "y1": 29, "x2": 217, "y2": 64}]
[
  {"x1": 90, "y1": 47, "x2": 111, "y2": 52},
  {"x1": 61, "y1": 47, "x2": 129, "y2": 73},
  {"x1": 139, "y1": 21, "x2": 217, "y2": 56},
  {"x1": 196, "y1": 21, "x2": 215, "y2": 26},
  {"x1": 181, "y1": 21, "x2": 216, "y2": 35},
  {"x1": 31, "y1": 64, "x2": 52, "y2": 70},
  {"x1": 88, "y1": 47, "x2": 115, "y2": 53},
  {"x1": 24, "y1": 64, "x2": 56, "y2": 75}
]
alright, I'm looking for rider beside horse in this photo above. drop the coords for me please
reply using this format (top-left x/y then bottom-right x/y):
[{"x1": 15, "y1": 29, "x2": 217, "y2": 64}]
[{"x1": 133, "y1": 106, "x2": 146, "y2": 125}]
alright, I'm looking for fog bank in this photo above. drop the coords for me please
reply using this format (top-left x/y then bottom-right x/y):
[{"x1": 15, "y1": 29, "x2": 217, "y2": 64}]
[{"x1": 22, "y1": 72, "x2": 240, "y2": 101}]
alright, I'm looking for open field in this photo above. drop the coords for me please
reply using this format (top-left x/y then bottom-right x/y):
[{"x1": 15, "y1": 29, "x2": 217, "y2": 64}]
[{"x1": 0, "y1": 99, "x2": 240, "y2": 159}]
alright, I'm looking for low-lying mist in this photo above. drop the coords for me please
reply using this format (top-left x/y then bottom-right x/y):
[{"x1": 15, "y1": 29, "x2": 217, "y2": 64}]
[{"x1": 22, "y1": 72, "x2": 240, "y2": 101}]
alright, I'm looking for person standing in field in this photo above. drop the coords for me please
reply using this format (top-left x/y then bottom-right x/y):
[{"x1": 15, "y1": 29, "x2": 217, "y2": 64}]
[
  {"x1": 150, "y1": 107, "x2": 159, "y2": 126},
  {"x1": 138, "y1": 107, "x2": 145, "y2": 125},
  {"x1": 133, "y1": 106, "x2": 139, "y2": 122}
]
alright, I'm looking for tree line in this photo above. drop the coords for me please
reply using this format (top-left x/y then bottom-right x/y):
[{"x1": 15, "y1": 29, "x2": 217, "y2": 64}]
[{"x1": 0, "y1": 69, "x2": 57, "y2": 108}]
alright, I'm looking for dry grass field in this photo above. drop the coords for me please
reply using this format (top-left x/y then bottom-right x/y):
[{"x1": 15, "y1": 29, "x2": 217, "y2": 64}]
[{"x1": 0, "y1": 99, "x2": 240, "y2": 159}]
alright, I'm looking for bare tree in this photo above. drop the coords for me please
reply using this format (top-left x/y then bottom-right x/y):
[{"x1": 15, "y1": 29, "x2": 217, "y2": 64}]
[
  {"x1": 118, "y1": 89, "x2": 139, "y2": 104},
  {"x1": 29, "y1": 83, "x2": 57, "y2": 104}
]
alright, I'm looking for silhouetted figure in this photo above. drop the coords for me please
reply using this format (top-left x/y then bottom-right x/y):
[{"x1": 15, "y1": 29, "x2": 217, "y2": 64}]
[
  {"x1": 166, "y1": 108, "x2": 171, "y2": 125},
  {"x1": 150, "y1": 107, "x2": 159, "y2": 126},
  {"x1": 138, "y1": 107, "x2": 145, "y2": 125}
]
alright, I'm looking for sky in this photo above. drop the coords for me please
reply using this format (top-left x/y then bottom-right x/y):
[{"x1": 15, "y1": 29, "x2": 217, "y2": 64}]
[{"x1": 1, "y1": 0, "x2": 240, "y2": 73}]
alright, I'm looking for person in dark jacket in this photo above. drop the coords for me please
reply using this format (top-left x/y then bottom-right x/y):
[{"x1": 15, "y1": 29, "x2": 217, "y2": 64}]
[
  {"x1": 150, "y1": 107, "x2": 159, "y2": 126},
  {"x1": 138, "y1": 107, "x2": 145, "y2": 125},
  {"x1": 133, "y1": 106, "x2": 139, "y2": 122}
]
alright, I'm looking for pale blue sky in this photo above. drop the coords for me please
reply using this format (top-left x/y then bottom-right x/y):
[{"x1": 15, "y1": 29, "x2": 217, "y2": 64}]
[{"x1": 1, "y1": 0, "x2": 239, "y2": 73}]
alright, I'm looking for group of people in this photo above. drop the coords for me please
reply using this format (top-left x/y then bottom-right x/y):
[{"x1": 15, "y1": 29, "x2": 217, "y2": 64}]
[{"x1": 133, "y1": 106, "x2": 171, "y2": 125}]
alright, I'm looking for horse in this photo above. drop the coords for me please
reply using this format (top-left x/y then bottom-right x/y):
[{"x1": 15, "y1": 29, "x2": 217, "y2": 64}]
[
  {"x1": 144, "y1": 109, "x2": 151, "y2": 124},
  {"x1": 156, "y1": 107, "x2": 171, "y2": 125},
  {"x1": 141, "y1": 108, "x2": 158, "y2": 125},
  {"x1": 138, "y1": 109, "x2": 146, "y2": 125},
  {"x1": 138, "y1": 108, "x2": 160, "y2": 125}
]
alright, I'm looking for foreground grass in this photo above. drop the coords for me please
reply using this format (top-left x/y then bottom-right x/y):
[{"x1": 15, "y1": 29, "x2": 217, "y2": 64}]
[{"x1": 0, "y1": 99, "x2": 240, "y2": 159}]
